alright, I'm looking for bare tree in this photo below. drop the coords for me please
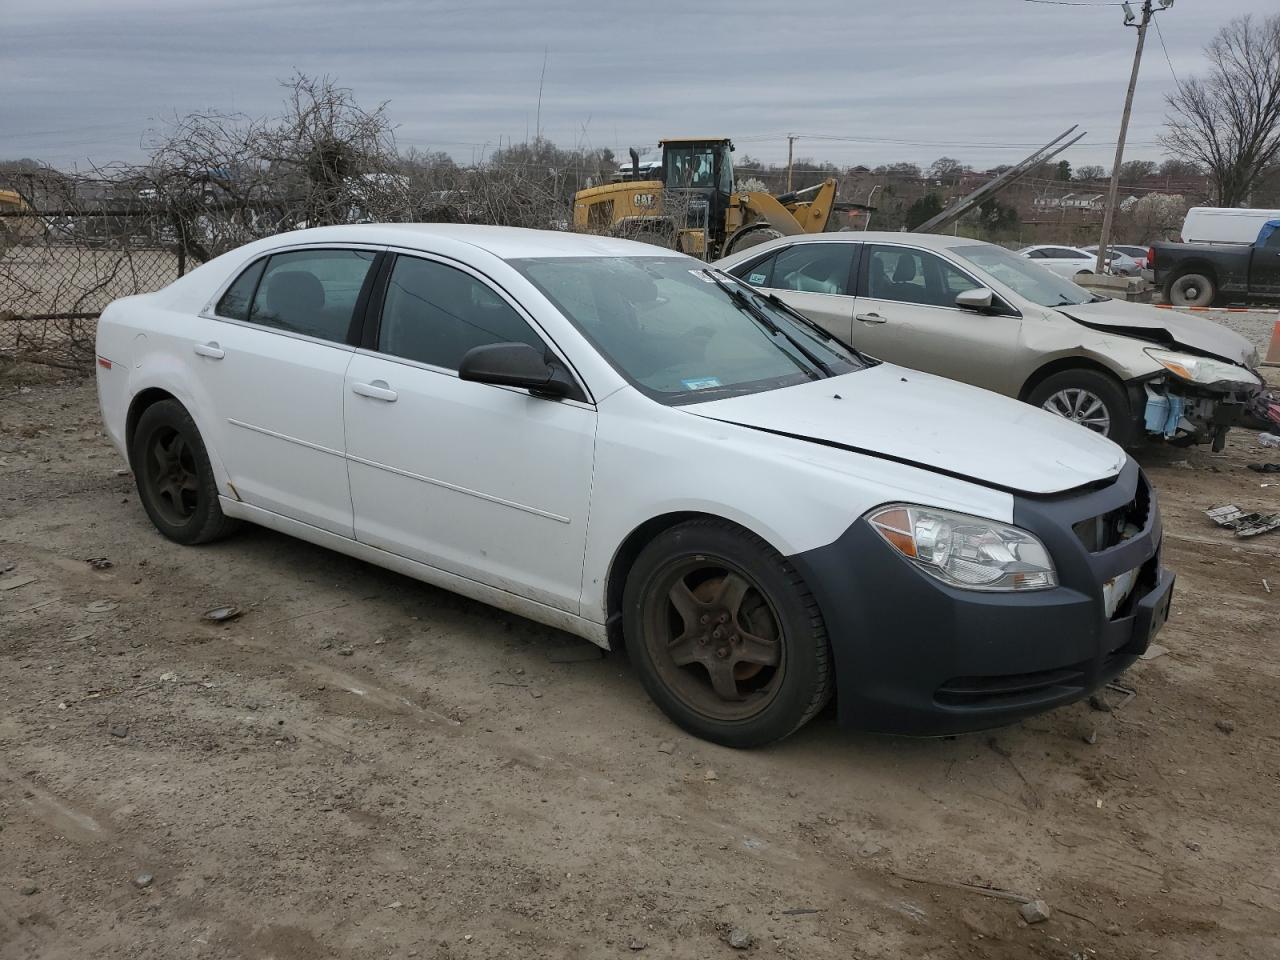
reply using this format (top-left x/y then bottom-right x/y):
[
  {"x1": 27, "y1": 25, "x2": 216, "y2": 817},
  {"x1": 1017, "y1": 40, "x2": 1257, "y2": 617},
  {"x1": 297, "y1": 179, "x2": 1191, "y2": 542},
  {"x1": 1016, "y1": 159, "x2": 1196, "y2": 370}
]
[{"x1": 1161, "y1": 14, "x2": 1280, "y2": 207}]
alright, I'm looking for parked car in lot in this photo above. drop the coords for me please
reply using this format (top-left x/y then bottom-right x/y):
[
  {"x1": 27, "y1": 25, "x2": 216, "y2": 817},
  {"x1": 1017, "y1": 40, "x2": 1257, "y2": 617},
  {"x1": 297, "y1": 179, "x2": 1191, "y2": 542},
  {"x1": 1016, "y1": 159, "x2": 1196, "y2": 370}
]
[
  {"x1": 1080, "y1": 244, "x2": 1145, "y2": 275},
  {"x1": 1016, "y1": 244, "x2": 1098, "y2": 279},
  {"x1": 97, "y1": 224, "x2": 1174, "y2": 746},
  {"x1": 1150, "y1": 218, "x2": 1280, "y2": 306},
  {"x1": 716, "y1": 232, "x2": 1262, "y2": 449}
]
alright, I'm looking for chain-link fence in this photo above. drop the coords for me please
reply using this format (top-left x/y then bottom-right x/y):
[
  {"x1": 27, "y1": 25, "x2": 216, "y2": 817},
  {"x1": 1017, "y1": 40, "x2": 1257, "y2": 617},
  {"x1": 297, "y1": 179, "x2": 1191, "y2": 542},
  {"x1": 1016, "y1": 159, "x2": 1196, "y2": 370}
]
[{"x1": 1, "y1": 173, "x2": 191, "y2": 369}]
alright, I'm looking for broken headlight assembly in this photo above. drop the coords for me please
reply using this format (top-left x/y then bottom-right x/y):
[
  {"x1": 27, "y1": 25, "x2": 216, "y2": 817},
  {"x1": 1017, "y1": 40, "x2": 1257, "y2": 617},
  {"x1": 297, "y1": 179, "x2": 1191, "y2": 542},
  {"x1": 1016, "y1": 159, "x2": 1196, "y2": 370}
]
[
  {"x1": 1145, "y1": 349, "x2": 1260, "y2": 389},
  {"x1": 866, "y1": 505, "x2": 1057, "y2": 592}
]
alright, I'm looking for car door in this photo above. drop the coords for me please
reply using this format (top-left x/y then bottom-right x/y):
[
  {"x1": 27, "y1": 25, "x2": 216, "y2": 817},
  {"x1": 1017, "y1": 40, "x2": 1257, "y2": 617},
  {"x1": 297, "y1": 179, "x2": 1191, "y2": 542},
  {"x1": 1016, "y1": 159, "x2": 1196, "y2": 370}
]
[
  {"x1": 198, "y1": 246, "x2": 381, "y2": 537},
  {"x1": 1248, "y1": 224, "x2": 1280, "y2": 299},
  {"x1": 850, "y1": 243, "x2": 1026, "y2": 396},
  {"x1": 343, "y1": 252, "x2": 597, "y2": 614},
  {"x1": 732, "y1": 241, "x2": 858, "y2": 343}
]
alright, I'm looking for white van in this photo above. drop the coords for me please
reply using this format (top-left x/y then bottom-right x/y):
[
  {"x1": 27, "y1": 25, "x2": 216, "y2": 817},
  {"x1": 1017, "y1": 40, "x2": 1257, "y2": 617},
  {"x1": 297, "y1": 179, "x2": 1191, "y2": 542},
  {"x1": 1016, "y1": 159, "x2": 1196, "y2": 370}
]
[{"x1": 1181, "y1": 207, "x2": 1280, "y2": 245}]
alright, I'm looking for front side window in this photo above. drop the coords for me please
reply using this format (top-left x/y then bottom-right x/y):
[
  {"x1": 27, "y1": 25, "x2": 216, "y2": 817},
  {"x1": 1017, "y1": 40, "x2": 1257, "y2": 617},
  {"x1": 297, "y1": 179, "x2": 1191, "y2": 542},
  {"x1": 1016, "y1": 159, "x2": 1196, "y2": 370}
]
[
  {"x1": 863, "y1": 245, "x2": 980, "y2": 308},
  {"x1": 514, "y1": 256, "x2": 864, "y2": 405},
  {"x1": 248, "y1": 249, "x2": 376, "y2": 342},
  {"x1": 377, "y1": 256, "x2": 544, "y2": 370}
]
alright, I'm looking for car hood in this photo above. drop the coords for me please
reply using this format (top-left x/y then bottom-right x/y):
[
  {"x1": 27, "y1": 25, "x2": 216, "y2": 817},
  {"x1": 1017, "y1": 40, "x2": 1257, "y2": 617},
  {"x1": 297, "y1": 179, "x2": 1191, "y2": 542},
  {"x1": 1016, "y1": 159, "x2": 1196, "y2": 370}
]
[
  {"x1": 1057, "y1": 299, "x2": 1257, "y2": 366},
  {"x1": 683, "y1": 364, "x2": 1126, "y2": 496}
]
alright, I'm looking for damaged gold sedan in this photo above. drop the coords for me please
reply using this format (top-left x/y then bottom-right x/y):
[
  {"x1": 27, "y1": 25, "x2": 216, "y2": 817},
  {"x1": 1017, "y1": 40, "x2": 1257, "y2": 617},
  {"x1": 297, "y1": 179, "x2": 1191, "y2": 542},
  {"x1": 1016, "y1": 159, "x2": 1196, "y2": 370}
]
[{"x1": 716, "y1": 233, "x2": 1263, "y2": 449}]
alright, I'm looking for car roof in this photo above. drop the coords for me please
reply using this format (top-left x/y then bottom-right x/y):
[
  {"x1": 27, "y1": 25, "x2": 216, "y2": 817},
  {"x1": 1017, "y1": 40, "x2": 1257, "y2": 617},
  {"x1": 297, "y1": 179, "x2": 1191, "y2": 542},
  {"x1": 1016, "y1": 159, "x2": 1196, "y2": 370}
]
[
  {"x1": 255, "y1": 223, "x2": 685, "y2": 261},
  {"x1": 736, "y1": 231, "x2": 990, "y2": 252}
]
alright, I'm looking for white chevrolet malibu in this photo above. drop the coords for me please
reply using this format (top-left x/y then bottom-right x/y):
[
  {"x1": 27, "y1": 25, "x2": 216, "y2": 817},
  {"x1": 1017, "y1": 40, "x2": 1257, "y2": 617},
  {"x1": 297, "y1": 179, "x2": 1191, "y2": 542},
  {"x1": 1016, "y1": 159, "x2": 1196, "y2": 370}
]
[{"x1": 96, "y1": 225, "x2": 1173, "y2": 747}]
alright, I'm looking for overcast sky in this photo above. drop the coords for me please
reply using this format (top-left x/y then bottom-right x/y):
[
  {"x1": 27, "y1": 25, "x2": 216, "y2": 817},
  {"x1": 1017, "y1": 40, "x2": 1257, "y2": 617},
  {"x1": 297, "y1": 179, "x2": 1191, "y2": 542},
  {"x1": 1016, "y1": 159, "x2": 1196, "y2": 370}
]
[{"x1": 5, "y1": 0, "x2": 1275, "y2": 172}]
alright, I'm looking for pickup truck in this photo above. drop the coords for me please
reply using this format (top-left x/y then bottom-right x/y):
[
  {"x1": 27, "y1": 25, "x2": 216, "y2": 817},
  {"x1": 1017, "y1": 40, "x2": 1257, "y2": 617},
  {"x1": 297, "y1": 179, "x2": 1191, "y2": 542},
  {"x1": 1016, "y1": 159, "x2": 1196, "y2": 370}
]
[{"x1": 1150, "y1": 219, "x2": 1280, "y2": 306}]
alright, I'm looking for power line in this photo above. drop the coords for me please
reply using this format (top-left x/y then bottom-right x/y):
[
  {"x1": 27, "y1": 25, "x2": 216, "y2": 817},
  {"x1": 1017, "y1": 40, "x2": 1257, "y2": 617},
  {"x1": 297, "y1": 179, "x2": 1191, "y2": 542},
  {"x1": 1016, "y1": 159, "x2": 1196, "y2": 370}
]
[
  {"x1": 1021, "y1": 0, "x2": 1125, "y2": 5},
  {"x1": 1153, "y1": 15, "x2": 1180, "y2": 86}
]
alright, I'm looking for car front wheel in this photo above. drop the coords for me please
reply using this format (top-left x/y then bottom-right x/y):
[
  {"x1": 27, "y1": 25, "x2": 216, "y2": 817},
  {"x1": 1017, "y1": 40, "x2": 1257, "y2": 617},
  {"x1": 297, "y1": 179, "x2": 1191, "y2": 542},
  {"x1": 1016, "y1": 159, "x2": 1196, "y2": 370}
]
[
  {"x1": 1027, "y1": 369, "x2": 1136, "y2": 447},
  {"x1": 622, "y1": 518, "x2": 832, "y2": 747},
  {"x1": 130, "y1": 399, "x2": 239, "y2": 545}
]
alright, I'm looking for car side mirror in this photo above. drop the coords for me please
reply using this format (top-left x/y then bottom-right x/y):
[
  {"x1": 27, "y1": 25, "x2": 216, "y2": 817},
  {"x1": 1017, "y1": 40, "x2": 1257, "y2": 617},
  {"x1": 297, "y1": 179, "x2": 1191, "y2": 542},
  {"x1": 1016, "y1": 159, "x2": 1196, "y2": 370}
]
[
  {"x1": 955, "y1": 287, "x2": 994, "y2": 311},
  {"x1": 457, "y1": 342, "x2": 575, "y2": 399}
]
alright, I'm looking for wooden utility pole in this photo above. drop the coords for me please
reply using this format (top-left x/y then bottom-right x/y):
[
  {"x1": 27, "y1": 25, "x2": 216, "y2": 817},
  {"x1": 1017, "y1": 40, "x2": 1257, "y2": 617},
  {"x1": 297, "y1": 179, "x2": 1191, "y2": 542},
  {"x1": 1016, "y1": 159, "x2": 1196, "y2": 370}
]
[
  {"x1": 786, "y1": 135, "x2": 797, "y2": 192},
  {"x1": 1096, "y1": 0, "x2": 1155, "y2": 275}
]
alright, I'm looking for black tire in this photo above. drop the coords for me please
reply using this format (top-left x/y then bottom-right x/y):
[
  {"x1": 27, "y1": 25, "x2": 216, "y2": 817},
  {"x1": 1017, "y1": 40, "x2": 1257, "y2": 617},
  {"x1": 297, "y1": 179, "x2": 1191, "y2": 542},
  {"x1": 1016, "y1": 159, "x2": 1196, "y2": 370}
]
[
  {"x1": 129, "y1": 399, "x2": 239, "y2": 545},
  {"x1": 724, "y1": 224, "x2": 784, "y2": 256},
  {"x1": 622, "y1": 518, "x2": 832, "y2": 748},
  {"x1": 1026, "y1": 369, "x2": 1136, "y2": 447},
  {"x1": 1167, "y1": 272, "x2": 1215, "y2": 307}
]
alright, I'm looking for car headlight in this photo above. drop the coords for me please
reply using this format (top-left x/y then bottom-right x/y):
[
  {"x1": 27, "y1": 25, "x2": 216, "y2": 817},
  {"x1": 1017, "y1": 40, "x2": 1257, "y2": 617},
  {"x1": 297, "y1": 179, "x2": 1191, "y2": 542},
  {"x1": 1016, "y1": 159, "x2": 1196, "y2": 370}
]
[
  {"x1": 1145, "y1": 348, "x2": 1260, "y2": 388},
  {"x1": 866, "y1": 504, "x2": 1057, "y2": 592}
]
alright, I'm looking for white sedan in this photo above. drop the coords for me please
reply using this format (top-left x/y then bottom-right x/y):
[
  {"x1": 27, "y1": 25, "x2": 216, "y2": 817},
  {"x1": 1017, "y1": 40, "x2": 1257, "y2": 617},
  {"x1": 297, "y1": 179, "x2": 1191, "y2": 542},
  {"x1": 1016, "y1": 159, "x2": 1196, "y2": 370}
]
[
  {"x1": 96, "y1": 225, "x2": 1172, "y2": 746},
  {"x1": 1018, "y1": 244, "x2": 1100, "y2": 279}
]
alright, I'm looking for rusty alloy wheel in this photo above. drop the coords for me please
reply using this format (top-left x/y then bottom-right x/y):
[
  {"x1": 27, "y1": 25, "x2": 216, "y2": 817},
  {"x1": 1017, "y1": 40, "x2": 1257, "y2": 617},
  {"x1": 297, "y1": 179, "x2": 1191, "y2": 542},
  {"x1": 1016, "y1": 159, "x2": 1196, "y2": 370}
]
[
  {"x1": 142, "y1": 425, "x2": 200, "y2": 526},
  {"x1": 639, "y1": 558, "x2": 785, "y2": 722}
]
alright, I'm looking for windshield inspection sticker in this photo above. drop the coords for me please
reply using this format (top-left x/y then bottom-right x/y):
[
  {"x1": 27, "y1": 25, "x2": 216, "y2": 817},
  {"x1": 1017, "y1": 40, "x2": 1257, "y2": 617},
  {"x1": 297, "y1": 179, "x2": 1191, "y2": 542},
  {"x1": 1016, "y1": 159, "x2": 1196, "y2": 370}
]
[
  {"x1": 681, "y1": 377, "x2": 722, "y2": 390},
  {"x1": 748, "y1": 272, "x2": 768, "y2": 284}
]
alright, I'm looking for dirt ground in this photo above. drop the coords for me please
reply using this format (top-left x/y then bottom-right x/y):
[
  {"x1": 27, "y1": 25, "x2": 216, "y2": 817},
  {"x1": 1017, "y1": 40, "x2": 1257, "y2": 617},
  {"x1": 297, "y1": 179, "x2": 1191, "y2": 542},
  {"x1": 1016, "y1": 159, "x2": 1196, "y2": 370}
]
[{"x1": 2, "y1": 366, "x2": 1278, "y2": 960}]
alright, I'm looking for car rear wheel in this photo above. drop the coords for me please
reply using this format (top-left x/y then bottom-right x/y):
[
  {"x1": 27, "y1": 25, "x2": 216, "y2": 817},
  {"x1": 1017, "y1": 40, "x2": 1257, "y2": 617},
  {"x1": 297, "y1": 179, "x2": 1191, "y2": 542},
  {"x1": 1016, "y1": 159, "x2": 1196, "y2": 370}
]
[
  {"x1": 1168, "y1": 272, "x2": 1215, "y2": 307},
  {"x1": 130, "y1": 399, "x2": 239, "y2": 545},
  {"x1": 1027, "y1": 369, "x2": 1136, "y2": 447},
  {"x1": 622, "y1": 518, "x2": 832, "y2": 748}
]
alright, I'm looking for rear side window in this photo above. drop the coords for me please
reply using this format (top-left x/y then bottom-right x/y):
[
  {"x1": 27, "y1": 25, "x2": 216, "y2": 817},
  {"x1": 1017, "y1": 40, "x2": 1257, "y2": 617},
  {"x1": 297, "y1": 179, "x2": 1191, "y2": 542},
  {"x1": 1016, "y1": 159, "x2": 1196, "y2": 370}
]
[
  {"x1": 377, "y1": 255, "x2": 544, "y2": 370},
  {"x1": 247, "y1": 249, "x2": 377, "y2": 343},
  {"x1": 770, "y1": 243, "x2": 856, "y2": 295},
  {"x1": 215, "y1": 258, "x2": 266, "y2": 321}
]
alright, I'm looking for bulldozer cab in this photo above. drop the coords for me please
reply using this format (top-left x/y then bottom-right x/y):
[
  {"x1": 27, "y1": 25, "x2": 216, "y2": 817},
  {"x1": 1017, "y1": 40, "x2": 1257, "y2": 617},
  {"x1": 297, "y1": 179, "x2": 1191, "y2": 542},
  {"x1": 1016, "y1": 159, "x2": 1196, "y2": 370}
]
[{"x1": 659, "y1": 138, "x2": 734, "y2": 253}]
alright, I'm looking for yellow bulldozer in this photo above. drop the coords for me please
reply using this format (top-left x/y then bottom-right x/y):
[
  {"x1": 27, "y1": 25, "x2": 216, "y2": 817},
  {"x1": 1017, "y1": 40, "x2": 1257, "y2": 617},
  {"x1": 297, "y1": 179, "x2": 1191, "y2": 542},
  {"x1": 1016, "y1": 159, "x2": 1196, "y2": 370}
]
[{"x1": 572, "y1": 137, "x2": 837, "y2": 259}]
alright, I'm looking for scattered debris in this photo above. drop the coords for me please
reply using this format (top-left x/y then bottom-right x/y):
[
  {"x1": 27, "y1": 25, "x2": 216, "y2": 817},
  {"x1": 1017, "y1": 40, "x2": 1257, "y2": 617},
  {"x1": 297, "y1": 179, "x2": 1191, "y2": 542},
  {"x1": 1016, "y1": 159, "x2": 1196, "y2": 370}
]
[
  {"x1": 858, "y1": 841, "x2": 884, "y2": 858},
  {"x1": 85, "y1": 557, "x2": 113, "y2": 570},
  {"x1": 159, "y1": 672, "x2": 177, "y2": 682},
  {"x1": 703, "y1": 769, "x2": 719, "y2": 782},
  {"x1": 1088, "y1": 693, "x2": 1113, "y2": 713},
  {"x1": 1140, "y1": 643, "x2": 1169, "y2": 661},
  {"x1": 1246, "y1": 463, "x2": 1280, "y2": 473},
  {"x1": 657, "y1": 741, "x2": 674, "y2": 754},
  {"x1": 1104, "y1": 922, "x2": 1123, "y2": 936},
  {"x1": 109, "y1": 725, "x2": 129, "y2": 739},
  {"x1": 1264, "y1": 579, "x2": 1272, "y2": 594},
  {"x1": 628, "y1": 939, "x2": 647, "y2": 951},
  {"x1": 726, "y1": 928, "x2": 753, "y2": 949},
  {"x1": 19, "y1": 881, "x2": 38, "y2": 896},
  {"x1": 338, "y1": 647, "x2": 354, "y2": 656},
  {"x1": 132, "y1": 873, "x2": 154, "y2": 889},
  {"x1": 1169, "y1": 459, "x2": 1193, "y2": 470},
  {"x1": 547, "y1": 644, "x2": 604, "y2": 664},
  {"x1": 1205, "y1": 504, "x2": 1280, "y2": 538},
  {"x1": 780, "y1": 907, "x2": 822, "y2": 916},
  {"x1": 0, "y1": 574, "x2": 38, "y2": 591},
  {"x1": 85, "y1": 599, "x2": 118, "y2": 613},
  {"x1": 0, "y1": 559, "x2": 15, "y2": 575},
  {"x1": 202, "y1": 605, "x2": 242, "y2": 623},
  {"x1": 1216, "y1": 718, "x2": 1235, "y2": 734},
  {"x1": 1083, "y1": 729, "x2": 1098, "y2": 745},
  {"x1": 1018, "y1": 900, "x2": 1051, "y2": 924}
]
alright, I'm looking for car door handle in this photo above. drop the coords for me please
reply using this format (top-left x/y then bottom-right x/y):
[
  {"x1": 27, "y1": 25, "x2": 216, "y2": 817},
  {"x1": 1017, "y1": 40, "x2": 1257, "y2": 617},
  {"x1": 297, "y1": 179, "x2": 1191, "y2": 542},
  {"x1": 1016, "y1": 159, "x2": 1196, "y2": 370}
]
[
  {"x1": 193, "y1": 341, "x2": 224, "y2": 359},
  {"x1": 351, "y1": 380, "x2": 398, "y2": 403},
  {"x1": 855, "y1": 312, "x2": 887, "y2": 325}
]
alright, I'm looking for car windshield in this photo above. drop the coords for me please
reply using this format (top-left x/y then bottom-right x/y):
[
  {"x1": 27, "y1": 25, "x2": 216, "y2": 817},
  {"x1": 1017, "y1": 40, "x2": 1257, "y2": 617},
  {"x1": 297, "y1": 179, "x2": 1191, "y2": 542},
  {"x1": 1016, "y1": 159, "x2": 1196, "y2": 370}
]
[
  {"x1": 513, "y1": 256, "x2": 865, "y2": 404},
  {"x1": 951, "y1": 244, "x2": 1102, "y2": 308}
]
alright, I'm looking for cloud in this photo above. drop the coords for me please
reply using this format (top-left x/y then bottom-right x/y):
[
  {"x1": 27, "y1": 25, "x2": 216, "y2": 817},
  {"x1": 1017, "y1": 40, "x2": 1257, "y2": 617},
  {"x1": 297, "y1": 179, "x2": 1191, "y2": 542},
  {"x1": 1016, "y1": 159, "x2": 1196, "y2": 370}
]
[{"x1": 4, "y1": 0, "x2": 1275, "y2": 170}]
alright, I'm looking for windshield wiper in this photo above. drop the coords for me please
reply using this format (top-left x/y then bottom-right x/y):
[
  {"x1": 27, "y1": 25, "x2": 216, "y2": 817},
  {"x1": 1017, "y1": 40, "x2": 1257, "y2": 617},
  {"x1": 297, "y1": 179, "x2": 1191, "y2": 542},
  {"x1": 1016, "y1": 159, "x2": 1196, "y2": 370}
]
[
  {"x1": 701, "y1": 269, "x2": 835, "y2": 378},
  {"x1": 746, "y1": 286, "x2": 874, "y2": 366}
]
